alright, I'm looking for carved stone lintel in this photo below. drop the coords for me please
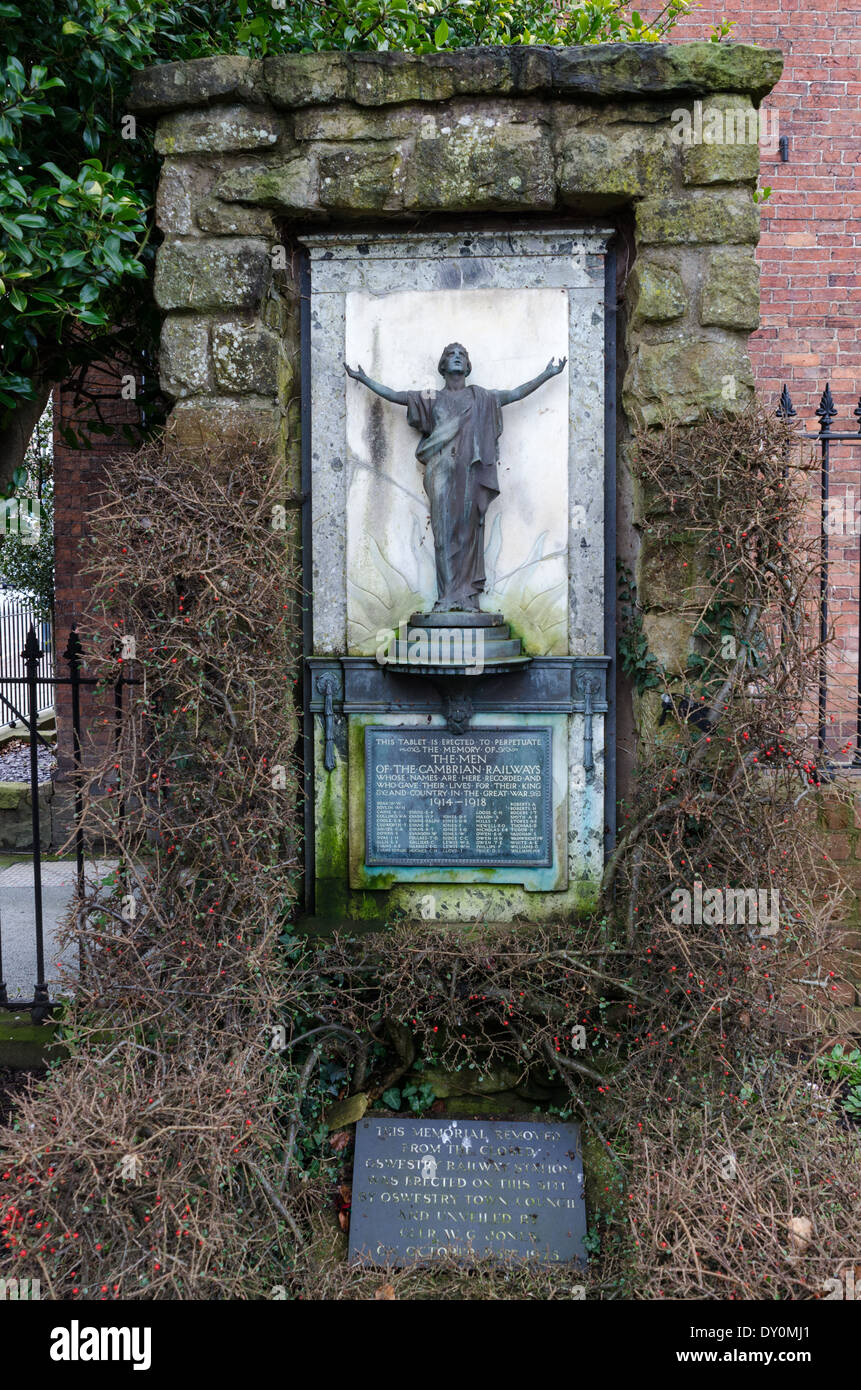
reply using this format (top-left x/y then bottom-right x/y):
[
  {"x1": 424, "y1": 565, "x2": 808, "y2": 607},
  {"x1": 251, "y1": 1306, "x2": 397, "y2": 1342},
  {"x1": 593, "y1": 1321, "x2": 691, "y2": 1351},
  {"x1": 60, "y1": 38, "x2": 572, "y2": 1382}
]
[{"x1": 315, "y1": 672, "x2": 339, "y2": 771}]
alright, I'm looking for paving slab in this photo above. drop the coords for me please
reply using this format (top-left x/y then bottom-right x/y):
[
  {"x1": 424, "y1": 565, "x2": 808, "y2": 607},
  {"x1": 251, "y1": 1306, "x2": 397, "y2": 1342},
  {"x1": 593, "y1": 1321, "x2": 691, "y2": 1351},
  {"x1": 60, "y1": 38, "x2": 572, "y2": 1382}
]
[{"x1": 0, "y1": 859, "x2": 118, "y2": 1000}]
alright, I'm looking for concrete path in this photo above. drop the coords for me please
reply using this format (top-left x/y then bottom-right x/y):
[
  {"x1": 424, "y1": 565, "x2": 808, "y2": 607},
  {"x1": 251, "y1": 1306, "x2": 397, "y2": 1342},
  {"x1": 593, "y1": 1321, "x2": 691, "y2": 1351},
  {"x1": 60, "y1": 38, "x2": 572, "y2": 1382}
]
[{"x1": 0, "y1": 859, "x2": 118, "y2": 1002}]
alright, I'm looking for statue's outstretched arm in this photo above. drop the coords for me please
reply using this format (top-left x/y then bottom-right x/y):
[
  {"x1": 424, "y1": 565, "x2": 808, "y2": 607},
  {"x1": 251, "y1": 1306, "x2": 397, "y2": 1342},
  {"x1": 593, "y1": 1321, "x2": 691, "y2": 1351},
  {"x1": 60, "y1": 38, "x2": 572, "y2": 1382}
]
[
  {"x1": 495, "y1": 356, "x2": 567, "y2": 407},
  {"x1": 344, "y1": 362, "x2": 409, "y2": 406}
]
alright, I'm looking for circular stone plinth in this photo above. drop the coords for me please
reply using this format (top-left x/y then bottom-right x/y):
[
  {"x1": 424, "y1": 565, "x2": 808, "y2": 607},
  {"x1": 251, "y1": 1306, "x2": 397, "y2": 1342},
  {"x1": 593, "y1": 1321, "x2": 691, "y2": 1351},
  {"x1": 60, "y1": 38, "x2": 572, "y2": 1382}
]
[{"x1": 409, "y1": 610, "x2": 505, "y2": 628}]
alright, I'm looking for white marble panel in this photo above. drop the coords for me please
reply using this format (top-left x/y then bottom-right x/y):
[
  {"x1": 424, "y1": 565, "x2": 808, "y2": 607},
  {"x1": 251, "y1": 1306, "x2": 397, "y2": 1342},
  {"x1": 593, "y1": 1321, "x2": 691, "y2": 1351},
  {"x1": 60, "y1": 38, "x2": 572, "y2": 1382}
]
[{"x1": 344, "y1": 286, "x2": 570, "y2": 654}]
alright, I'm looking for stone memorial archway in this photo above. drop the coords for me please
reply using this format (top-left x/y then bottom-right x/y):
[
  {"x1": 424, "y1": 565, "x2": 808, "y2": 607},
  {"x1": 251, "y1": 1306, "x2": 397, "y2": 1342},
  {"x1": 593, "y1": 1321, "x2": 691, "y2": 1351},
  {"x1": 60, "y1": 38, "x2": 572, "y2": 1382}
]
[{"x1": 132, "y1": 41, "x2": 781, "y2": 923}]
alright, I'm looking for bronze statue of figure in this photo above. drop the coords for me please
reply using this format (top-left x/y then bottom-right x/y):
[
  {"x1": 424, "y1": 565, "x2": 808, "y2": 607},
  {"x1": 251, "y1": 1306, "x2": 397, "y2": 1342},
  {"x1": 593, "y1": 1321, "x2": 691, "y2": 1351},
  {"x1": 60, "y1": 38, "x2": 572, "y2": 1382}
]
[{"x1": 345, "y1": 343, "x2": 566, "y2": 614}]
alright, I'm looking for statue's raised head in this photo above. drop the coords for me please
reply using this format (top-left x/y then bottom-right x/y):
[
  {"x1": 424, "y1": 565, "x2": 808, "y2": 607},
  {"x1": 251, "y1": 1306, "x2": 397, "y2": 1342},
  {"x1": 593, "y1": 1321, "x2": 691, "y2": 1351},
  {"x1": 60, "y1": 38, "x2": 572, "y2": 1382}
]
[{"x1": 438, "y1": 343, "x2": 471, "y2": 378}]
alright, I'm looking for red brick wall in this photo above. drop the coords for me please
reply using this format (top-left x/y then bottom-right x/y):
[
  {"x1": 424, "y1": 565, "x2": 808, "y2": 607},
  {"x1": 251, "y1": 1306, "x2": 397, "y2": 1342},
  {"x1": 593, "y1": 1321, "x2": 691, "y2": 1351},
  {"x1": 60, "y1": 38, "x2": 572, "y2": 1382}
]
[
  {"x1": 673, "y1": 6, "x2": 861, "y2": 420},
  {"x1": 52, "y1": 367, "x2": 142, "y2": 841},
  {"x1": 673, "y1": 9, "x2": 861, "y2": 761}
]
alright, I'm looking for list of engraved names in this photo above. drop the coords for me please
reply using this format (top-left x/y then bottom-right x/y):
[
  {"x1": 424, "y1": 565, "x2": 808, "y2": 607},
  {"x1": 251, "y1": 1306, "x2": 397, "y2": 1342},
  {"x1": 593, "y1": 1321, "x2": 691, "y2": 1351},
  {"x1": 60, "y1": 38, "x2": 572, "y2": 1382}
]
[{"x1": 365, "y1": 727, "x2": 552, "y2": 867}]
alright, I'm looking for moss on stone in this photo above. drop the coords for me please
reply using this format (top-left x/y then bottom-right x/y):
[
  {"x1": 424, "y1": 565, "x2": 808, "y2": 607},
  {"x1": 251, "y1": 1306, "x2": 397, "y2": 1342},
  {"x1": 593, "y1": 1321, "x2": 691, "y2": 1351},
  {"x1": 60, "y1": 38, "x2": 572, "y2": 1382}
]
[
  {"x1": 558, "y1": 127, "x2": 676, "y2": 199},
  {"x1": 623, "y1": 335, "x2": 755, "y2": 427},
  {"x1": 325, "y1": 1091, "x2": 369, "y2": 1129},
  {"x1": 212, "y1": 321, "x2": 282, "y2": 395},
  {"x1": 637, "y1": 529, "x2": 712, "y2": 610},
  {"x1": 419, "y1": 1064, "x2": 523, "y2": 1098},
  {"x1": 216, "y1": 157, "x2": 320, "y2": 213},
  {"x1": 439, "y1": 1092, "x2": 539, "y2": 1116},
  {"x1": 406, "y1": 119, "x2": 554, "y2": 211},
  {"x1": 641, "y1": 610, "x2": 701, "y2": 675},
  {"x1": 581, "y1": 1129, "x2": 621, "y2": 1220},
  {"x1": 629, "y1": 262, "x2": 687, "y2": 325},
  {"x1": 252, "y1": 45, "x2": 784, "y2": 115},
  {"x1": 155, "y1": 104, "x2": 281, "y2": 155},
  {"x1": 682, "y1": 122, "x2": 759, "y2": 186},
  {"x1": 700, "y1": 247, "x2": 760, "y2": 329},
  {"x1": 319, "y1": 143, "x2": 407, "y2": 212},
  {"x1": 160, "y1": 317, "x2": 212, "y2": 397},
  {"x1": 154, "y1": 238, "x2": 271, "y2": 311},
  {"x1": 0, "y1": 782, "x2": 27, "y2": 810},
  {"x1": 262, "y1": 51, "x2": 351, "y2": 109},
  {"x1": 637, "y1": 192, "x2": 759, "y2": 246},
  {"x1": 130, "y1": 55, "x2": 265, "y2": 113},
  {"x1": 196, "y1": 198, "x2": 279, "y2": 237}
]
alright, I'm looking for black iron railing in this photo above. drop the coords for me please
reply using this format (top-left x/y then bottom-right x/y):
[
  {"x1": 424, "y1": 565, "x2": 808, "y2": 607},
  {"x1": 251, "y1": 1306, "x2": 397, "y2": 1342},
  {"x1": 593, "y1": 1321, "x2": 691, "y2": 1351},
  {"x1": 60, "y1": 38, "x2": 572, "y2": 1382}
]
[
  {"x1": 778, "y1": 383, "x2": 861, "y2": 763},
  {"x1": 0, "y1": 626, "x2": 138, "y2": 1020},
  {"x1": 0, "y1": 592, "x2": 53, "y2": 722}
]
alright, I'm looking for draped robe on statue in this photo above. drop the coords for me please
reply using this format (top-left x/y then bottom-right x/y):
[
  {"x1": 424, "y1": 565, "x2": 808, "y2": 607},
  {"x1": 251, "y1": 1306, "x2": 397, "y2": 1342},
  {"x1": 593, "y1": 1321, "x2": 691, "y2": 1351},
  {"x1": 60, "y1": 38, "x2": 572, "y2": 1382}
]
[{"x1": 405, "y1": 384, "x2": 504, "y2": 610}]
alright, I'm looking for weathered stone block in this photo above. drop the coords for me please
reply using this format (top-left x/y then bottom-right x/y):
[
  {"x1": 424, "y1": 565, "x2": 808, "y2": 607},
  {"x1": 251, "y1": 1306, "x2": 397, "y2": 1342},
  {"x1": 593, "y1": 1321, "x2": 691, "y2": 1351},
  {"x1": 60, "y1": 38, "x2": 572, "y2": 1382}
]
[
  {"x1": 155, "y1": 104, "x2": 281, "y2": 155},
  {"x1": 557, "y1": 99, "x2": 665, "y2": 129},
  {"x1": 167, "y1": 397, "x2": 282, "y2": 454},
  {"x1": 293, "y1": 104, "x2": 428, "y2": 143},
  {"x1": 160, "y1": 317, "x2": 211, "y2": 398},
  {"x1": 154, "y1": 238, "x2": 271, "y2": 311},
  {"x1": 700, "y1": 247, "x2": 760, "y2": 329},
  {"x1": 676, "y1": 94, "x2": 764, "y2": 185},
  {"x1": 318, "y1": 143, "x2": 408, "y2": 212},
  {"x1": 682, "y1": 138, "x2": 759, "y2": 186},
  {"x1": 630, "y1": 463, "x2": 677, "y2": 525},
  {"x1": 195, "y1": 199, "x2": 279, "y2": 237},
  {"x1": 130, "y1": 56, "x2": 265, "y2": 112},
  {"x1": 623, "y1": 335, "x2": 755, "y2": 426},
  {"x1": 630, "y1": 261, "x2": 687, "y2": 324},
  {"x1": 637, "y1": 192, "x2": 759, "y2": 245},
  {"x1": 155, "y1": 160, "x2": 208, "y2": 236},
  {"x1": 637, "y1": 529, "x2": 712, "y2": 609},
  {"x1": 156, "y1": 160, "x2": 281, "y2": 236},
  {"x1": 212, "y1": 321, "x2": 282, "y2": 396},
  {"x1": 418, "y1": 1065, "x2": 522, "y2": 1098},
  {"x1": 557, "y1": 127, "x2": 676, "y2": 199},
  {"x1": 197, "y1": 201, "x2": 278, "y2": 239},
  {"x1": 544, "y1": 42, "x2": 783, "y2": 103},
  {"x1": 216, "y1": 156, "x2": 319, "y2": 212},
  {"x1": 263, "y1": 52, "x2": 351, "y2": 109},
  {"x1": 406, "y1": 117, "x2": 554, "y2": 210},
  {"x1": 271, "y1": 48, "x2": 516, "y2": 110},
  {"x1": 642, "y1": 610, "x2": 700, "y2": 675},
  {"x1": 324, "y1": 1092, "x2": 369, "y2": 1130},
  {"x1": 257, "y1": 44, "x2": 783, "y2": 112},
  {"x1": 0, "y1": 781, "x2": 53, "y2": 851}
]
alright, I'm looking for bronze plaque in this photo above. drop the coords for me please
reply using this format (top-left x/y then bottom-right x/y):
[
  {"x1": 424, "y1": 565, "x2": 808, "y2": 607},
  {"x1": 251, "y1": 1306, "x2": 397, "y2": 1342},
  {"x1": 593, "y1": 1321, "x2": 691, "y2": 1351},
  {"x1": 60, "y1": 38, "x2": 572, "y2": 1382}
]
[
  {"x1": 349, "y1": 1116, "x2": 586, "y2": 1266},
  {"x1": 365, "y1": 726, "x2": 552, "y2": 867}
]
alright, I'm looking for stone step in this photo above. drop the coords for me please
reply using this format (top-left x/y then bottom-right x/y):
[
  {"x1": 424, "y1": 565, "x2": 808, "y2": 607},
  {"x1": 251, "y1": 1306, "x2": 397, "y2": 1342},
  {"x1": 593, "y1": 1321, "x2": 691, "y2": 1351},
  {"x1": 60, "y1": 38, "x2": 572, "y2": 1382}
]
[
  {"x1": 410, "y1": 610, "x2": 505, "y2": 628},
  {"x1": 479, "y1": 638, "x2": 524, "y2": 661}
]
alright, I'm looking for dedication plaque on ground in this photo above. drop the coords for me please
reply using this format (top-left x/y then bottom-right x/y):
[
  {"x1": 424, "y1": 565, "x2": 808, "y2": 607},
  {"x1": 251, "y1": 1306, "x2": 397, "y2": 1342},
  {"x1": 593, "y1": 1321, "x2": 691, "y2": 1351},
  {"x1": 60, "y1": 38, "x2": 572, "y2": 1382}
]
[
  {"x1": 365, "y1": 727, "x2": 552, "y2": 867},
  {"x1": 348, "y1": 1117, "x2": 586, "y2": 1265}
]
